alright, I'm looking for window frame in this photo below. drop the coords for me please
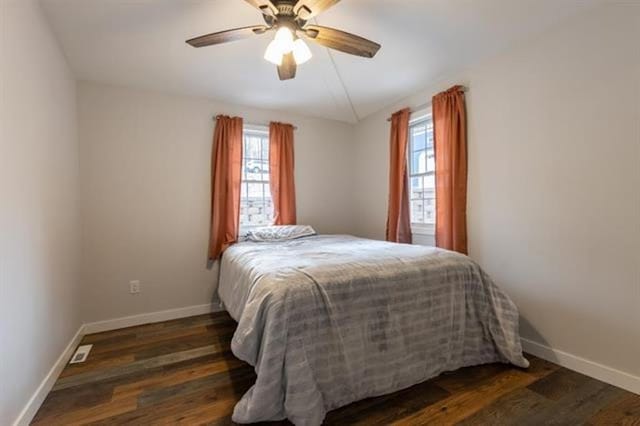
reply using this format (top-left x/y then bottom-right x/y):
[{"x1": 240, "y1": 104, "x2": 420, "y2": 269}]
[
  {"x1": 239, "y1": 124, "x2": 274, "y2": 235},
  {"x1": 407, "y1": 107, "x2": 436, "y2": 236}
]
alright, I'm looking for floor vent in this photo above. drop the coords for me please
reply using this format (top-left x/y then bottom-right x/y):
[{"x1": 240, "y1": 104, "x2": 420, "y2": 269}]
[{"x1": 69, "y1": 344, "x2": 93, "y2": 364}]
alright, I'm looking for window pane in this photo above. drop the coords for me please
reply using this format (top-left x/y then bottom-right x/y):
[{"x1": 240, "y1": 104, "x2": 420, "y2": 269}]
[
  {"x1": 246, "y1": 136, "x2": 261, "y2": 159},
  {"x1": 424, "y1": 174, "x2": 435, "y2": 188},
  {"x1": 410, "y1": 176, "x2": 422, "y2": 199},
  {"x1": 411, "y1": 200, "x2": 424, "y2": 223},
  {"x1": 426, "y1": 151, "x2": 435, "y2": 173},
  {"x1": 240, "y1": 130, "x2": 273, "y2": 231},
  {"x1": 247, "y1": 159, "x2": 267, "y2": 179},
  {"x1": 247, "y1": 182, "x2": 262, "y2": 198},
  {"x1": 243, "y1": 183, "x2": 270, "y2": 227},
  {"x1": 426, "y1": 121, "x2": 434, "y2": 149},
  {"x1": 425, "y1": 209, "x2": 435, "y2": 223},
  {"x1": 411, "y1": 124, "x2": 426, "y2": 151},
  {"x1": 412, "y1": 149, "x2": 427, "y2": 174},
  {"x1": 262, "y1": 183, "x2": 274, "y2": 224},
  {"x1": 423, "y1": 176, "x2": 435, "y2": 224},
  {"x1": 408, "y1": 118, "x2": 436, "y2": 225}
]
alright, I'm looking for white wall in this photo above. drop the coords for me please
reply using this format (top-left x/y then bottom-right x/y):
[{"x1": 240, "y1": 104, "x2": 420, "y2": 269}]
[
  {"x1": 0, "y1": 0, "x2": 81, "y2": 423},
  {"x1": 77, "y1": 82, "x2": 355, "y2": 323},
  {"x1": 353, "y1": 3, "x2": 640, "y2": 379}
]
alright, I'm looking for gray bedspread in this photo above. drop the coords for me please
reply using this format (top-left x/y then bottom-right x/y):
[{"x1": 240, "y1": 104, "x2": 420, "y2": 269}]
[{"x1": 218, "y1": 235, "x2": 528, "y2": 425}]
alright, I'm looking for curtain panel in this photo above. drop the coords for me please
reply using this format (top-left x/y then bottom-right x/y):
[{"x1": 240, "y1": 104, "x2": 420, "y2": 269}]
[
  {"x1": 208, "y1": 115, "x2": 243, "y2": 261},
  {"x1": 433, "y1": 85, "x2": 468, "y2": 254},
  {"x1": 269, "y1": 122, "x2": 297, "y2": 225},
  {"x1": 386, "y1": 108, "x2": 412, "y2": 243}
]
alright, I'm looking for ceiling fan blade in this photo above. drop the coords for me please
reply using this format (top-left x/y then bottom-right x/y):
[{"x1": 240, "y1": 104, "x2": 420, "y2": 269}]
[
  {"x1": 294, "y1": 0, "x2": 340, "y2": 20},
  {"x1": 243, "y1": 0, "x2": 278, "y2": 16},
  {"x1": 303, "y1": 25, "x2": 381, "y2": 58},
  {"x1": 186, "y1": 25, "x2": 269, "y2": 48},
  {"x1": 277, "y1": 53, "x2": 297, "y2": 80}
]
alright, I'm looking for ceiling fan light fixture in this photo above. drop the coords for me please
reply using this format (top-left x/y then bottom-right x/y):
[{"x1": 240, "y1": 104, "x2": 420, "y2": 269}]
[
  {"x1": 187, "y1": 0, "x2": 381, "y2": 81},
  {"x1": 264, "y1": 40, "x2": 283, "y2": 65},
  {"x1": 292, "y1": 38, "x2": 312, "y2": 65},
  {"x1": 273, "y1": 26, "x2": 295, "y2": 53}
]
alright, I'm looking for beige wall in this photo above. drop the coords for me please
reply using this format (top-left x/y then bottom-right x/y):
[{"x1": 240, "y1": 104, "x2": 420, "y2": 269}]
[
  {"x1": 352, "y1": 4, "x2": 640, "y2": 378},
  {"x1": 0, "y1": 0, "x2": 81, "y2": 423},
  {"x1": 77, "y1": 82, "x2": 355, "y2": 323}
]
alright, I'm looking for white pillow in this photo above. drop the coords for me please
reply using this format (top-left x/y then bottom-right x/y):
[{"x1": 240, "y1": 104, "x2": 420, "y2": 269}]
[{"x1": 246, "y1": 225, "x2": 316, "y2": 242}]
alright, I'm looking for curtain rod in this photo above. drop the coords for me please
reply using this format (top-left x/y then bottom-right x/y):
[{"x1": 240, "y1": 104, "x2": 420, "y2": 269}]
[
  {"x1": 212, "y1": 115, "x2": 298, "y2": 130},
  {"x1": 386, "y1": 86, "x2": 468, "y2": 122}
]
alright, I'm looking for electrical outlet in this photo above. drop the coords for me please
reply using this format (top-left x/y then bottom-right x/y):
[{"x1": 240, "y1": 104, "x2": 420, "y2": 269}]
[{"x1": 129, "y1": 280, "x2": 141, "y2": 294}]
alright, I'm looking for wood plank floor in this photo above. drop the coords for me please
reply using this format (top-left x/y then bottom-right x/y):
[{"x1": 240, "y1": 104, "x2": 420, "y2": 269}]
[{"x1": 32, "y1": 311, "x2": 640, "y2": 425}]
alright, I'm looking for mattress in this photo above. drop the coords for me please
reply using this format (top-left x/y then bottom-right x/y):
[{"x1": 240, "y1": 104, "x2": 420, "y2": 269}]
[{"x1": 218, "y1": 234, "x2": 528, "y2": 425}]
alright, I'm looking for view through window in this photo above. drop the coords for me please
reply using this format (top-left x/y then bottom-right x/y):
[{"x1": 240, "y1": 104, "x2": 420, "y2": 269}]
[
  {"x1": 408, "y1": 114, "x2": 436, "y2": 227},
  {"x1": 240, "y1": 127, "x2": 274, "y2": 232}
]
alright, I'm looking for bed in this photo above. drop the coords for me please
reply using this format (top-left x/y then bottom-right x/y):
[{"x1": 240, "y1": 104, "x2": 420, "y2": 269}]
[{"x1": 218, "y1": 234, "x2": 529, "y2": 425}]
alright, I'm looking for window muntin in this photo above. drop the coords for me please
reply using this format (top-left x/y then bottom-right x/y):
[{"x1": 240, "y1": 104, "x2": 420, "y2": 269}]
[
  {"x1": 240, "y1": 127, "x2": 273, "y2": 232},
  {"x1": 408, "y1": 115, "x2": 435, "y2": 226}
]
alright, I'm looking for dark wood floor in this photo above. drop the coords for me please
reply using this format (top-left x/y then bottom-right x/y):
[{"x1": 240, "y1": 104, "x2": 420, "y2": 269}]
[{"x1": 32, "y1": 311, "x2": 639, "y2": 425}]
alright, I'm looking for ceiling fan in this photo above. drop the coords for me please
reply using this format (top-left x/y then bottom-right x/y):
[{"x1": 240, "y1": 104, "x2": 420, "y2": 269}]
[{"x1": 186, "y1": 0, "x2": 381, "y2": 81}]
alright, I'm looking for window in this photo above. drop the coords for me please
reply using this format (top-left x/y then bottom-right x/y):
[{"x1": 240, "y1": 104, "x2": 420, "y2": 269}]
[
  {"x1": 240, "y1": 126, "x2": 274, "y2": 233},
  {"x1": 408, "y1": 111, "x2": 435, "y2": 232}
]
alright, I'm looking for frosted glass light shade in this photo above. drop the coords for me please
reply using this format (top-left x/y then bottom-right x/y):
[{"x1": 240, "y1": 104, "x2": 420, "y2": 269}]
[
  {"x1": 292, "y1": 38, "x2": 312, "y2": 65},
  {"x1": 274, "y1": 27, "x2": 294, "y2": 53},
  {"x1": 264, "y1": 40, "x2": 283, "y2": 65}
]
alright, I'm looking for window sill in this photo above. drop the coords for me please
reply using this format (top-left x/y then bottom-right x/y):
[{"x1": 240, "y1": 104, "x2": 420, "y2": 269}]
[
  {"x1": 412, "y1": 231, "x2": 435, "y2": 237},
  {"x1": 411, "y1": 224, "x2": 435, "y2": 236}
]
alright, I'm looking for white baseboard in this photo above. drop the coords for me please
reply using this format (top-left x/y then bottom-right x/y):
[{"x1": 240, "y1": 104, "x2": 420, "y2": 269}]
[
  {"x1": 521, "y1": 338, "x2": 640, "y2": 395},
  {"x1": 83, "y1": 302, "x2": 223, "y2": 334},
  {"x1": 13, "y1": 302, "x2": 224, "y2": 426},
  {"x1": 12, "y1": 325, "x2": 85, "y2": 426}
]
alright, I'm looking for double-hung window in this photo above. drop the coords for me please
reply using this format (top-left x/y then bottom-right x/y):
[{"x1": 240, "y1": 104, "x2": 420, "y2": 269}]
[
  {"x1": 408, "y1": 110, "x2": 436, "y2": 234},
  {"x1": 239, "y1": 126, "x2": 274, "y2": 233}
]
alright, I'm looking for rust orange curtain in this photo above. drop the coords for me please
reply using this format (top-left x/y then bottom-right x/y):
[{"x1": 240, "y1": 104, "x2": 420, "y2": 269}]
[
  {"x1": 269, "y1": 122, "x2": 296, "y2": 225},
  {"x1": 433, "y1": 85, "x2": 468, "y2": 254},
  {"x1": 208, "y1": 115, "x2": 243, "y2": 261},
  {"x1": 385, "y1": 108, "x2": 412, "y2": 243}
]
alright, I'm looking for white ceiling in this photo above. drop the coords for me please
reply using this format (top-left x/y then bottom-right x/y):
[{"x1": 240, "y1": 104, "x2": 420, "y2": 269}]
[{"x1": 41, "y1": 0, "x2": 601, "y2": 123}]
